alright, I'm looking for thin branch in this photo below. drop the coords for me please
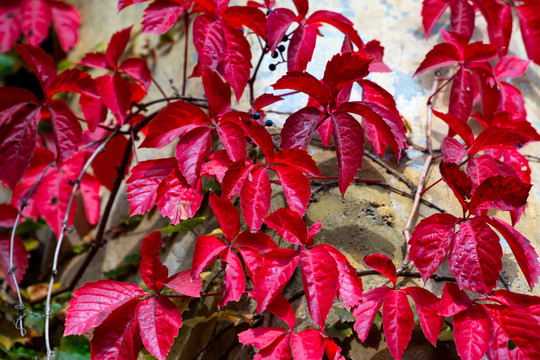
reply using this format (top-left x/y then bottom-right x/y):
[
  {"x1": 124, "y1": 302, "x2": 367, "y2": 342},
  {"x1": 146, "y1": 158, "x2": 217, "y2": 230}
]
[
  {"x1": 248, "y1": 42, "x2": 268, "y2": 105},
  {"x1": 9, "y1": 161, "x2": 56, "y2": 336},
  {"x1": 44, "y1": 129, "x2": 119, "y2": 359},
  {"x1": 182, "y1": 12, "x2": 190, "y2": 96},
  {"x1": 152, "y1": 77, "x2": 168, "y2": 100},
  {"x1": 364, "y1": 152, "x2": 416, "y2": 192}
]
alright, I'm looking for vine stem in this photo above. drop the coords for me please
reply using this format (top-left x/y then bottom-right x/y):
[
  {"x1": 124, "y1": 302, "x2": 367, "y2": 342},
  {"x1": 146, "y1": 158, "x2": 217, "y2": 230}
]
[
  {"x1": 248, "y1": 40, "x2": 268, "y2": 106},
  {"x1": 182, "y1": 12, "x2": 190, "y2": 96},
  {"x1": 9, "y1": 161, "x2": 56, "y2": 336},
  {"x1": 44, "y1": 129, "x2": 119, "y2": 360}
]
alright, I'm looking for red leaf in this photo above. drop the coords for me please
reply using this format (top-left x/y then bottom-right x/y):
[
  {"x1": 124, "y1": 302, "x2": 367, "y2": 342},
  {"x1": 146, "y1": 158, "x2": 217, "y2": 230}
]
[
  {"x1": 466, "y1": 154, "x2": 499, "y2": 193},
  {"x1": 353, "y1": 287, "x2": 392, "y2": 341},
  {"x1": 331, "y1": 111, "x2": 365, "y2": 195},
  {"x1": 216, "y1": 119, "x2": 247, "y2": 162},
  {"x1": 422, "y1": 0, "x2": 450, "y2": 38},
  {"x1": 0, "y1": 233, "x2": 29, "y2": 292},
  {"x1": 0, "y1": 0, "x2": 22, "y2": 53},
  {"x1": 64, "y1": 279, "x2": 145, "y2": 336},
  {"x1": 163, "y1": 270, "x2": 202, "y2": 297},
  {"x1": 287, "y1": 24, "x2": 318, "y2": 71},
  {"x1": 15, "y1": 44, "x2": 56, "y2": 91},
  {"x1": 0, "y1": 87, "x2": 38, "y2": 126},
  {"x1": 382, "y1": 290, "x2": 415, "y2": 360},
  {"x1": 290, "y1": 329, "x2": 326, "y2": 360},
  {"x1": 221, "y1": 158, "x2": 255, "y2": 199},
  {"x1": 322, "y1": 244, "x2": 363, "y2": 307},
  {"x1": 234, "y1": 230, "x2": 277, "y2": 252},
  {"x1": 140, "y1": 232, "x2": 169, "y2": 292},
  {"x1": 403, "y1": 287, "x2": 443, "y2": 346},
  {"x1": 468, "y1": 127, "x2": 532, "y2": 155},
  {"x1": 48, "y1": 0, "x2": 80, "y2": 52},
  {"x1": 439, "y1": 282, "x2": 472, "y2": 317},
  {"x1": 490, "y1": 289, "x2": 540, "y2": 317},
  {"x1": 432, "y1": 109, "x2": 473, "y2": 147},
  {"x1": 136, "y1": 295, "x2": 182, "y2": 360},
  {"x1": 0, "y1": 106, "x2": 41, "y2": 189},
  {"x1": 441, "y1": 137, "x2": 466, "y2": 163},
  {"x1": 279, "y1": 107, "x2": 322, "y2": 150},
  {"x1": 92, "y1": 135, "x2": 130, "y2": 191},
  {"x1": 49, "y1": 100, "x2": 82, "y2": 163},
  {"x1": 219, "y1": 249, "x2": 246, "y2": 307},
  {"x1": 322, "y1": 52, "x2": 371, "y2": 101},
  {"x1": 413, "y1": 42, "x2": 460, "y2": 77},
  {"x1": 307, "y1": 10, "x2": 364, "y2": 49},
  {"x1": 240, "y1": 119, "x2": 275, "y2": 162},
  {"x1": 266, "y1": 8, "x2": 296, "y2": 53},
  {"x1": 238, "y1": 327, "x2": 288, "y2": 350},
  {"x1": 90, "y1": 299, "x2": 142, "y2": 360},
  {"x1": 240, "y1": 166, "x2": 272, "y2": 231},
  {"x1": 96, "y1": 73, "x2": 132, "y2": 124},
  {"x1": 142, "y1": 0, "x2": 187, "y2": 34},
  {"x1": 22, "y1": 0, "x2": 50, "y2": 48},
  {"x1": 155, "y1": 168, "x2": 203, "y2": 225},
  {"x1": 80, "y1": 52, "x2": 109, "y2": 70},
  {"x1": 253, "y1": 93, "x2": 284, "y2": 110},
  {"x1": 364, "y1": 253, "x2": 397, "y2": 285},
  {"x1": 453, "y1": 305, "x2": 490, "y2": 360},
  {"x1": 448, "y1": 219, "x2": 502, "y2": 293},
  {"x1": 175, "y1": 127, "x2": 212, "y2": 188},
  {"x1": 79, "y1": 94, "x2": 107, "y2": 132},
  {"x1": 449, "y1": 68, "x2": 474, "y2": 127},
  {"x1": 120, "y1": 57, "x2": 152, "y2": 90},
  {"x1": 483, "y1": 217, "x2": 540, "y2": 289},
  {"x1": 272, "y1": 164, "x2": 311, "y2": 215},
  {"x1": 202, "y1": 67, "x2": 231, "y2": 119},
  {"x1": 272, "y1": 148, "x2": 320, "y2": 176},
  {"x1": 140, "y1": 100, "x2": 211, "y2": 149},
  {"x1": 495, "y1": 56, "x2": 531, "y2": 78},
  {"x1": 192, "y1": 235, "x2": 227, "y2": 277},
  {"x1": 300, "y1": 246, "x2": 339, "y2": 328},
  {"x1": 201, "y1": 150, "x2": 231, "y2": 183},
  {"x1": 516, "y1": 1, "x2": 540, "y2": 65},
  {"x1": 450, "y1": 0, "x2": 475, "y2": 40},
  {"x1": 408, "y1": 213, "x2": 458, "y2": 283},
  {"x1": 223, "y1": 6, "x2": 268, "y2": 39},
  {"x1": 80, "y1": 174, "x2": 101, "y2": 225},
  {"x1": 474, "y1": 0, "x2": 512, "y2": 56},
  {"x1": 469, "y1": 176, "x2": 531, "y2": 212},
  {"x1": 272, "y1": 72, "x2": 330, "y2": 108},
  {"x1": 264, "y1": 207, "x2": 307, "y2": 246},
  {"x1": 209, "y1": 193, "x2": 240, "y2": 242},
  {"x1": 252, "y1": 248, "x2": 300, "y2": 312},
  {"x1": 0, "y1": 203, "x2": 19, "y2": 227},
  {"x1": 267, "y1": 293, "x2": 296, "y2": 330},
  {"x1": 439, "y1": 161, "x2": 472, "y2": 208}
]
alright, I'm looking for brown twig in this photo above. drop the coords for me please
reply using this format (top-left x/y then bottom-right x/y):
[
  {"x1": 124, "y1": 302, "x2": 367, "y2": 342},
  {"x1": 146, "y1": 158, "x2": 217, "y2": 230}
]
[
  {"x1": 248, "y1": 43, "x2": 269, "y2": 106},
  {"x1": 364, "y1": 152, "x2": 417, "y2": 192}
]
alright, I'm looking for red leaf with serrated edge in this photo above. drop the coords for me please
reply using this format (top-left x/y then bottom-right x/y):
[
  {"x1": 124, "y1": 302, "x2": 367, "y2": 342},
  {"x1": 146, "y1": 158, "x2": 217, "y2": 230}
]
[
  {"x1": 466, "y1": 155, "x2": 499, "y2": 193},
  {"x1": 469, "y1": 127, "x2": 531, "y2": 155},
  {"x1": 49, "y1": 100, "x2": 82, "y2": 164},
  {"x1": 105, "y1": 27, "x2": 131, "y2": 68},
  {"x1": 325, "y1": 338, "x2": 345, "y2": 360},
  {"x1": 155, "y1": 168, "x2": 203, "y2": 225},
  {"x1": 422, "y1": 0, "x2": 450, "y2": 38},
  {"x1": 300, "y1": 246, "x2": 339, "y2": 328},
  {"x1": 140, "y1": 232, "x2": 169, "y2": 292},
  {"x1": 192, "y1": 235, "x2": 227, "y2": 278},
  {"x1": 136, "y1": 295, "x2": 182, "y2": 360},
  {"x1": 126, "y1": 158, "x2": 177, "y2": 216},
  {"x1": 0, "y1": 0, "x2": 22, "y2": 53},
  {"x1": 414, "y1": 43, "x2": 460, "y2": 77},
  {"x1": 91, "y1": 299, "x2": 142, "y2": 360},
  {"x1": 0, "y1": 233, "x2": 29, "y2": 292},
  {"x1": 272, "y1": 72, "x2": 330, "y2": 108},
  {"x1": 221, "y1": 158, "x2": 255, "y2": 199},
  {"x1": 92, "y1": 134, "x2": 130, "y2": 191},
  {"x1": 47, "y1": 68, "x2": 98, "y2": 99},
  {"x1": 79, "y1": 94, "x2": 107, "y2": 132},
  {"x1": 223, "y1": 6, "x2": 267, "y2": 39},
  {"x1": 272, "y1": 164, "x2": 311, "y2": 215},
  {"x1": 266, "y1": 8, "x2": 296, "y2": 53},
  {"x1": 442, "y1": 137, "x2": 466, "y2": 164},
  {"x1": 287, "y1": 23, "x2": 318, "y2": 72},
  {"x1": 240, "y1": 166, "x2": 271, "y2": 231},
  {"x1": 215, "y1": 117, "x2": 246, "y2": 162},
  {"x1": 209, "y1": 193, "x2": 240, "y2": 241},
  {"x1": 432, "y1": 109, "x2": 473, "y2": 147},
  {"x1": 353, "y1": 287, "x2": 392, "y2": 341},
  {"x1": 15, "y1": 44, "x2": 56, "y2": 91},
  {"x1": 80, "y1": 174, "x2": 100, "y2": 225},
  {"x1": 253, "y1": 94, "x2": 283, "y2": 110},
  {"x1": 264, "y1": 208, "x2": 307, "y2": 246},
  {"x1": 0, "y1": 106, "x2": 41, "y2": 189},
  {"x1": 449, "y1": 68, "x2": 474, "y2": 128},
  {"x1": 175, "y1": 127, "x2": 212, "y2": 188},
  {"x1": 453, "y1": 305, "x2": 490, "y2": 360},
  {"x1": 0, "y1": 87, "x2": 38, "y2": 126},
  {"x1": 235, "y1": 230, "x2": 277, "y2": 252},
  {"x1": 490, "y1": 289, "x2": 540, "y2": 317},
  {"x1": 308, "y1": 10, "x2": 364, "y2": 48},
  {"x1": 322, "y1": 244, "x2": 363, "y2": 306},
  {"x1": 440, "y1": 161, "x2": 472, "y2": 209},
  {"x1": 403, "y1": 287, "x2": 443, "y2": 346},
  {"x1": 96, "y1": 73, "x2": 132, "y2": 125},
  {"x1": 219, "y1": 249, "x2": 246, "y2": 307},
  {"x1": 332, "y1": 111, "x2": 365, "y2": 195},
  {"x1": 439, "y1": 282, "x2": 472, "y2": 317},
  {"x1": 450, "y1": 0, "x2": 475, "y2": 40},
  {"x1": 279, "y1": 107, "x2": 322, "y2": 150},
  {"x1": 201, "y1": 150, "x2": 231, "y2": 183},
  {"x1": 449, "y1": 219, "x2": 502, "y2": 293},
  {"x1": 409, "y1": 213, "x2": 458, "y2": 283},
  {"x1": 240, "y1": 119, "x2": 275, "y2": 162},
  {"x1": 474, "y1": 0, "x2": 512, "y2": 56},
  {"x1": 120, "y1": 57, "x2": 152, "y2": 90},
  {"x1": 252, "y1": 248, "x2": 300, "y2": 312},
  {"x1": 364, "y1": 253, "x2": 397, "y2": 285},
  {"x1": 163, "y1": 270, "x2": 202, "y2": 297},
  {"x1": 142, "y1": 0, "x2": 187, "y2": 34},
  {"x1": 322, "y1": 52, "x2": 371, "y2": 102},
  {"x1": 383, "y1": 290, "x2": 414, "y2": 360},
  {"x1": 48, "y1": 0, "x2": 80, "y2": 52},
  {"x1": 469, "y1": 176, "x2": 531, "y2": 212},
  {"x1": 267, "y1": 293, "x2": 296, "y2": 330},
  {"x1": 22, "y1": 0, "x2": 50, "y2": 48},
  {"x1": 238, "y1": 327, "x2": 288, "y2": 349},
  {"x1": 141, "y1": 100, "x2": 211, "y2": 149},
  {"x1": 483, "y1": 217, "x2": 540, "y2": 289},
  {"x1": 237, "y1": 247, "x2": 263, "y2": 282},
  {"x1": 0, "y1": 203, "x2": 19, "y2": 227},
  {"x1": 290, "y1": 330, "x2": 326, "y2": 360},
  {"x1": 495, "y1": 56, "x2": 531, "y2": 78},
  {"x1": 80, "y1": 52, "x2": 109, "y2": 70},
  {"x1": 64, "y1": 280, "x2": 145, "y2": 335},
  {"x1": 272, "y1": 148, "x2": 320, "y2": 176},
  {"x1": 202, "y1": 67, "x2": 231, "y2": 119},
  {"x1": 516, "y1": 1, "x2": 540, "y2": 65}
]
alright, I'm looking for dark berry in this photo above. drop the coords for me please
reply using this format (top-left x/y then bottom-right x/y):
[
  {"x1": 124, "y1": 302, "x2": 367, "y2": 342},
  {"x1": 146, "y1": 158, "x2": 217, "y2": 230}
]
[
  {"x1": 269, "y1": 63, "x2": 276, "y2": 71},
  {"x1": 266, "y1": 9, "x2": 272, "y2": 15},
  {"x1": 260, "y1": 222, "x2": 268, "y2": 231},
  {"x1": 253, "y1": 112, "x2": 261, "y2": 120},
  {"x1": 248, "y1": 109, "x2": 253, "y2": 114},
  {"x1": 282, "y1": 34, "x2": 288, "y2": 42},
  {"x1": 238, "y1": 28, "x2": 244, "y2": 33},
  {"x1": 278, "y1": 44, "x2": 286, "y2": 52},
  {"x1": 271, "y1": 51, "x2": 279, "y2": 58},
  {"x1": 265, "y1": 120, "x2": 273, "y2": 127}
]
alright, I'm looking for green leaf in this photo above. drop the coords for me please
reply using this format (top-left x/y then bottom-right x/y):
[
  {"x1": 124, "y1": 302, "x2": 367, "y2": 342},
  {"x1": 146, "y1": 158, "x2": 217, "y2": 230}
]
[
  {"x1": 332, "y1": 304, "x2": 355, "y2": 322},
  {"x1": 325, "y1": 322, "x2": 353, "y2": 340},
  {"x1": 103, "y1": 253, "x2": 141, "y2": 280},
  {"x1": 52, "y1": 335, "x2": 91, "y2": 360},
  {"x1": 0, "y1": 53, "x2": 15, "y2": 77},
  {"x1": 160, "y1": 217, "x2": 206, "y2": 233}
]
